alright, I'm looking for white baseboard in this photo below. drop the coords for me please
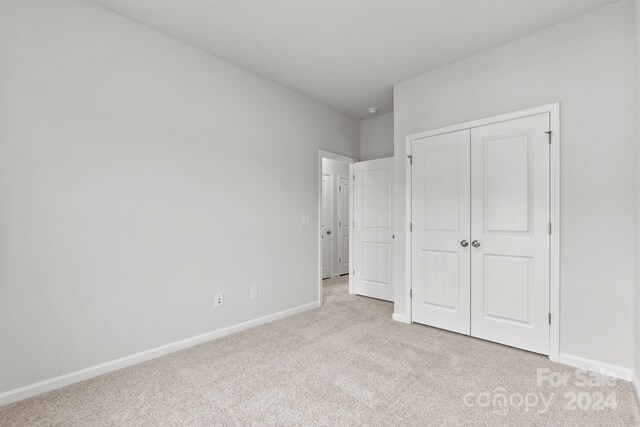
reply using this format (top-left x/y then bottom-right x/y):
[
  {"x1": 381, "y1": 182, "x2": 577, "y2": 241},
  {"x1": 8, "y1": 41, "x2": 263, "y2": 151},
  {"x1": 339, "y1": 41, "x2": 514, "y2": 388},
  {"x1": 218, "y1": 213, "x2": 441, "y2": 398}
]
[
  {"x1": 632, "y1": 372, "x2": 640, "y2": 406},
  {"x1": 0, "y1": 301, "x2": 320, "y2": 408},
  {"x1": 392, "y1": 313, "x2": 411, "y2": 324},
  {"x1": 557, "y1": 353, "x2": 633, "y2": 381}
]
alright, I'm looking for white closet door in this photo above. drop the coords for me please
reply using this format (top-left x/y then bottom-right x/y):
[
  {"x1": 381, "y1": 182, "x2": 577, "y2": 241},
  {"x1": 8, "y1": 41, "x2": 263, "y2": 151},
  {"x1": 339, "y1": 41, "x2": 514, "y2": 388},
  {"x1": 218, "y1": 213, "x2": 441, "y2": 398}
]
[
  {"x1": 338, "y1": 176, "x2": 350, "y2": 275},
  {"x1": 353, "y1": 157, "x2": 394, "y2": 301},
  {"x1": 321, "y1": 173, "x2": 332, "y2": 279},
  {"x1": 470, "y1": 113, "x2": 550, "y2": 355},
  {"x1": 411, "y1": 130, "x2": 471, "y2": 334}
]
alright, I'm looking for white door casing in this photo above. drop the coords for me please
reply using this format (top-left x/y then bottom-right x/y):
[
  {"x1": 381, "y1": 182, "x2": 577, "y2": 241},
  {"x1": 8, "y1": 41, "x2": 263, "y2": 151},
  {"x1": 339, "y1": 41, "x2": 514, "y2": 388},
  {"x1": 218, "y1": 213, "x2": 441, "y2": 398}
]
[
  {"x1": 338, "y1": 176, "x2": 350, "y2": 275},
  {"x1": 411, "y1": 129, "x2": 471, "y2": 334},
  {"x1": 353, "y1": 157, "x2": 394, "y2": 301},
  {"x1": 470, "y1": 113, "x2": 550, "y2": 354},
  {"x1": 321, "y1": 173, "x2": 332, "y2": 279}
]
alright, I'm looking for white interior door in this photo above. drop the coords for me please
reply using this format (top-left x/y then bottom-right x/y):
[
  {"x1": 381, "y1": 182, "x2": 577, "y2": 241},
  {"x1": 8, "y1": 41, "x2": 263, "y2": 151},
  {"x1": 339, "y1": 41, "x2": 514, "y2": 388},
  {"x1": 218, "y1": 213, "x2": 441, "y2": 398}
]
[
  {"x1": 353, "y1": 157, "x2": 394, "y2": 301},
  {"x1": 321, "y1": 173, "x2": 332, "y2": 279},
  {"x1": 411, "y1": 130, "x2": 471, "y2": 334},
  {"x1": 338, "y1": 176, "x2": 350, "y2": 275},
  {"x1": 470, "y1": 113, "x2": 550, "y2": 354}
]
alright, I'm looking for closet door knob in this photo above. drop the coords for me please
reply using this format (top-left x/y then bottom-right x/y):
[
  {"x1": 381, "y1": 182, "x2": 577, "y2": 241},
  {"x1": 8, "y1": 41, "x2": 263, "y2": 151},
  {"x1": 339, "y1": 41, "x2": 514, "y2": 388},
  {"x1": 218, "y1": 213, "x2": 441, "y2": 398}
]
[
  {"x1": 460, "y1": 240, "x2": 469, "y2": 248},
  {"x1": 471, "y1": 240, "x2": 481, "y2": 248}
]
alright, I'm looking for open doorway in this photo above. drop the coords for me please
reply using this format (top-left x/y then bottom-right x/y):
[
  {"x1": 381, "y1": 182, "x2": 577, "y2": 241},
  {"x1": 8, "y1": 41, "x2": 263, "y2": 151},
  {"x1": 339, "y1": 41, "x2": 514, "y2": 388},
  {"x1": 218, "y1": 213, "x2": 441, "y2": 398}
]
[{"x1": 317, "y1": 151, "x2": 356, "y2": 304}]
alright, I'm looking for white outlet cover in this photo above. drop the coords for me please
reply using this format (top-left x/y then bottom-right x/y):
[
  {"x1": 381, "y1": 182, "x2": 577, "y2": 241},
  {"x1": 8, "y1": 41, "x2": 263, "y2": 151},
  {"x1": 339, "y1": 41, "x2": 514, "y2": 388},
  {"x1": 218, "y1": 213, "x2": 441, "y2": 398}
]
[
  {"x1": 214, "y1": 293, "x2": 224, "y2": 307},
  {"x1": 250, "y1": 287, "x2": 258, "y2": 300},
  {"x1": 301, "y1": 214, "x2": 310, "y2": 225}
]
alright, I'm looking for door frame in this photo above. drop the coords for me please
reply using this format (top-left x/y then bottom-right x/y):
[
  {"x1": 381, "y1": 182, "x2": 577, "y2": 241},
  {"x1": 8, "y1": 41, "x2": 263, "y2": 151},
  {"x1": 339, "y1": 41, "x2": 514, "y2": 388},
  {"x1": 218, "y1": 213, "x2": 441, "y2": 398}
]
[
  {"x1": 404, "y1": 103, "x2": 560, "y2": 361},
  {"x1": 318, "y1": 150, "x2": 357, "y2": 305}
]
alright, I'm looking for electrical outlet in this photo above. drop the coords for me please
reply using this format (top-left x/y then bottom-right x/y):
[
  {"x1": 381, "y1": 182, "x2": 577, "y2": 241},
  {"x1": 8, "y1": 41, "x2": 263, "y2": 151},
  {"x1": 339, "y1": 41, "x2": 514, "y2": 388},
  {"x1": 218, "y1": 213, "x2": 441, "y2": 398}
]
[
  {"x1": 214, "y1": 293, "x2": 224, "y2": 307},
  {"x1": 249, "y1": 286, "x2": 258, "y2": 300}
]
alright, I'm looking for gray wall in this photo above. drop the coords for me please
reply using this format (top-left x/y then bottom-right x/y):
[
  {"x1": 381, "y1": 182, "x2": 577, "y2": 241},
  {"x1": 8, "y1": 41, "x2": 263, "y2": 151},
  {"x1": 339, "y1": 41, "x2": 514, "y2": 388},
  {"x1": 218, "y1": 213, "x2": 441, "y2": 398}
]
[
  {"x1": 0, "y1": 0, "x2": 359, "y2": 393},
  {"x1": 360, "y1": 112, "x2": 394, "y2": 161},
  {"x1": 394, "y1": 0, "x2": 637, "y2": 369}
]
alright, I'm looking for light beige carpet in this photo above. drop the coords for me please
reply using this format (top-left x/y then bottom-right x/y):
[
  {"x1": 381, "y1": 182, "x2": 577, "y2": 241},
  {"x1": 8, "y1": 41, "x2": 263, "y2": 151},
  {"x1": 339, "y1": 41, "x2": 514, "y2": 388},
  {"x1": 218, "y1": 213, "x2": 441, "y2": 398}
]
[{"x1": 1, "y1": 276, "x2": 639, "y2": 426}]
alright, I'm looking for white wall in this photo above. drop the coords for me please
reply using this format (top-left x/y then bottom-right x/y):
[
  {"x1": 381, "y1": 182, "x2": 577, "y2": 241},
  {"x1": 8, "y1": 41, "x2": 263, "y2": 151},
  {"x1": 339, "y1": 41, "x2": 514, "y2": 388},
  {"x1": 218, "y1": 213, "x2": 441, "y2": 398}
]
[
  {"x1": 0, "y1": 0, "x2": 359, "y2": 394},
  {"x1": 321, "y1": 158, "x2": 350, "y2": 276},
  {"x1": 394, "y1": 0, "x2": 637, "y2": 369},
  {"x1": 360, "y1": 112, "x2": 394, "y2": 161}
]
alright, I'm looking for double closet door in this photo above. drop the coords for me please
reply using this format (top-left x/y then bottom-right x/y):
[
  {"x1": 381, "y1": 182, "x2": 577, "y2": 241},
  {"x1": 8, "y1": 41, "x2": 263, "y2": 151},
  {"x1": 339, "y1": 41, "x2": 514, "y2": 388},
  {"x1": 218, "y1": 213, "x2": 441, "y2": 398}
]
[{"x1": 411, "y1": 113, "x2": 550, "y2": 355}]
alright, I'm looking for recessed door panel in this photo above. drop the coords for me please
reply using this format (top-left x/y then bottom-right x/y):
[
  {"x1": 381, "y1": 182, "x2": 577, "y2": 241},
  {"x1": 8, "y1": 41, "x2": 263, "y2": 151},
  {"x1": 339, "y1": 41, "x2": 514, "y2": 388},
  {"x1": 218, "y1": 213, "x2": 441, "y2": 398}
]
[
  {"x1": 421, "y1": 250, "x2": 458, "y2": 310},
  {"x1": 423, "y1": 145, "x2": 459, "y2": 232},
  {"x1": 361, "y1": 242, "x2": 392, "y2": 299},
  {"x1": 353, "y1": 158, "x2": 394, "y2": 301},
  {"x1": 411, "y1": 129, "x2": 471, "y2": 334},
  {"x1": 484, "y1": 133, "x2": 531, "y2": 233},
  {"x1": 362, "y1": 242, "x2": 391, "y2": 284},
  {"x1": 362, "y1": 168, "x2": 391, "y2": 229},
  {"x1": 483, "y1": 254, "x2": 532, "y2": 323}
]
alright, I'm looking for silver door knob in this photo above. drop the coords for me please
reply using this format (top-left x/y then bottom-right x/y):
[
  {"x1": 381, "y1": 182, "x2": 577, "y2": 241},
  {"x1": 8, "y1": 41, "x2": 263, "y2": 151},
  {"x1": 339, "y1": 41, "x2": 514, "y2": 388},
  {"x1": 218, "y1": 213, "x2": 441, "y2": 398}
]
[
  {"x1": 471, "y1": 240, "x2": 481, "y2": 248},
  {"x1": 460, "y1": 240, "x2": 469, "y2": 248},
  {"x1": 327, "y1": 230, "x2": 331, "y2": 235}
]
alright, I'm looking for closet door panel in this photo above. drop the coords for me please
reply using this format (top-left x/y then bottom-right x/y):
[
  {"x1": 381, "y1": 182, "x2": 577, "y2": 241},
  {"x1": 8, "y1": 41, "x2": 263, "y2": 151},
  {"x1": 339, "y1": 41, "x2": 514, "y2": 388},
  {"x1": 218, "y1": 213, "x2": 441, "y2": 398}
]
[
  {"x1": 411, "y1": 129, "x2": 471, "y2": 335},
  {"x1": 470, "y1": 113, "x2": 550, "y2": 355}
]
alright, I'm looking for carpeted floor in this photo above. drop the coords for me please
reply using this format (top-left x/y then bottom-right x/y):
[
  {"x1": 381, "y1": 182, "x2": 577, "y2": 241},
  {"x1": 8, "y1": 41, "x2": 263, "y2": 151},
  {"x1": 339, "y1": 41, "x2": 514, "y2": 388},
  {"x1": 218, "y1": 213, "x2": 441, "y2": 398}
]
[{"x1": 1, "y1": 275, "x2": 639, "y2": 426}]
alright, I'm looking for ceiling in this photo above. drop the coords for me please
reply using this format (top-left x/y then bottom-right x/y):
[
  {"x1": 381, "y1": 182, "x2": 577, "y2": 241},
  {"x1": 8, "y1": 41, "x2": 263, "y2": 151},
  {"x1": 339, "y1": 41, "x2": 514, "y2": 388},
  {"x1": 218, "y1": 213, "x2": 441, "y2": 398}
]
[{"x1": 88, "y1": 0, "x2": 620, "y2": 119}]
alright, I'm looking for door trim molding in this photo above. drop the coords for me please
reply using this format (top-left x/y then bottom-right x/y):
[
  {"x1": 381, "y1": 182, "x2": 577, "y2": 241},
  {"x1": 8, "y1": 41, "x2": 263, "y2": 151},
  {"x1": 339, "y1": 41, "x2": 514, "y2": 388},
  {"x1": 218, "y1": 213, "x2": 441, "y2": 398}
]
[
  {"x1": 318, "y1": 150, "x2": 357, "y2": 303},
  {"x1": 403, "y1": 103, "x2": 561, "y2": 362}
]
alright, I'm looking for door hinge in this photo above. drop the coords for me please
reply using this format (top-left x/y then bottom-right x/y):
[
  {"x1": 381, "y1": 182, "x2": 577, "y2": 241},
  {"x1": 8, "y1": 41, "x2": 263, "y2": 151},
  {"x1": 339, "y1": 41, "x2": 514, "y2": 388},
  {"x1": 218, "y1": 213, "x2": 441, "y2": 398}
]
[
  {"x1": 339, "y1": 186, "x2": 342, "y2": 192},
  {"x1": 548, "y1": 313, "x2": 551, "y2": 325},
  {"x1": 353, "y1": 269, "x2": 355, "y2": 275},
  {"x1": 548, "y1": 222, "x2": 552, "y2": 234},
  {"x1": 353, "y1": 174, "x2": 356, "y2": 181},
  {"x1": 410, "y1": 289, "x2": 413, "y2": 298},
  {"x1": 339, "y1": 221, "x2": 341, "y2": 227},
  {"x1": 410, "y1": 222, "x2": 413, "y2": 232},
  {"x1": 545, "y1": 131, "x2": 552, "y2": 144},
  {"x1": 408, "y1": 154, "x2": 413, "y2": 165},
  {"x1": 339, "y1": 257, "x2": 341, "y2": 263}
]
